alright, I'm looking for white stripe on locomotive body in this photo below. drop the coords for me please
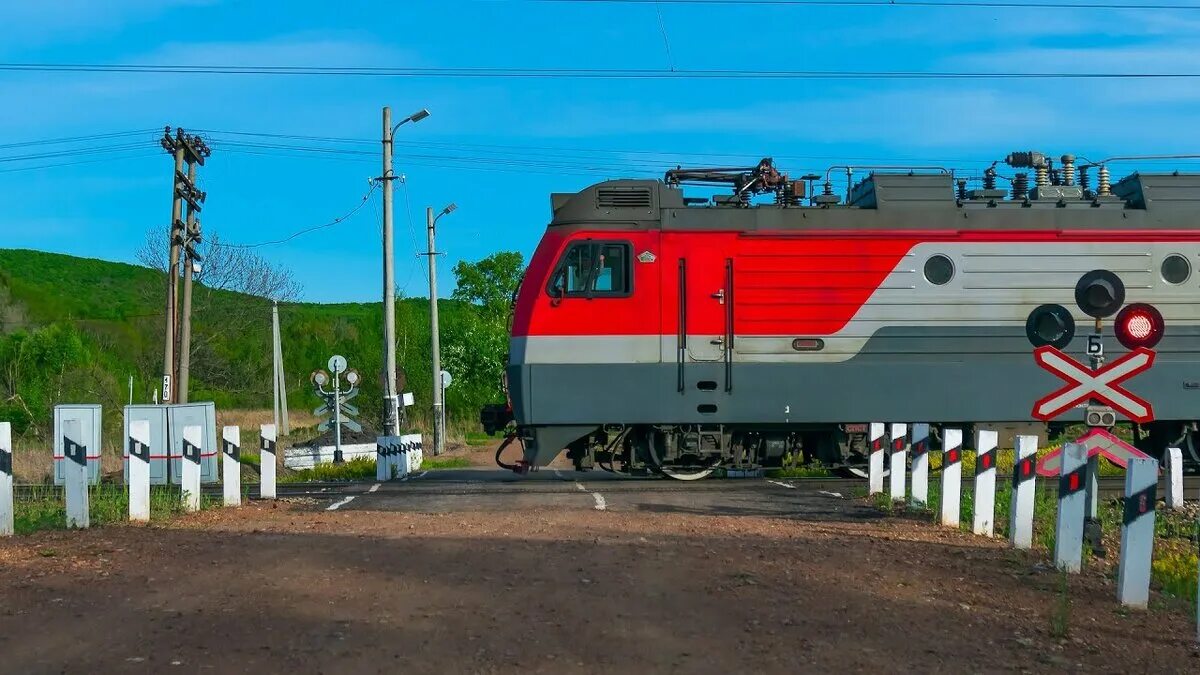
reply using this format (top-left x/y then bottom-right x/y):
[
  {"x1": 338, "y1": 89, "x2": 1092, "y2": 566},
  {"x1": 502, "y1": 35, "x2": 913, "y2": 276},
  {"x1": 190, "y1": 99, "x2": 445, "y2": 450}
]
[{"x1": 513, "y1": 241, "x2": 1200, "y2": 365}]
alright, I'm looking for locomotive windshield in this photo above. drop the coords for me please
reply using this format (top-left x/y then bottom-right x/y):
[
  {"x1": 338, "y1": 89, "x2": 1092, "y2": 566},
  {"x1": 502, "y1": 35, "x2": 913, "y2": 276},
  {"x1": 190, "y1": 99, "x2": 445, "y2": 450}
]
[{"x1": 548, "y1": 241, "x2": 630, "y2": 297}]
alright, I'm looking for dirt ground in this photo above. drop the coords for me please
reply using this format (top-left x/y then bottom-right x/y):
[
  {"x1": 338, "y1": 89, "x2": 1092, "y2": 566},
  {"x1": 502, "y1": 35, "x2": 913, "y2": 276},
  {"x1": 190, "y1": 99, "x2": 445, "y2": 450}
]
[{"x1": 1, "y1": 493, "x2": 1197, "y2": 674}]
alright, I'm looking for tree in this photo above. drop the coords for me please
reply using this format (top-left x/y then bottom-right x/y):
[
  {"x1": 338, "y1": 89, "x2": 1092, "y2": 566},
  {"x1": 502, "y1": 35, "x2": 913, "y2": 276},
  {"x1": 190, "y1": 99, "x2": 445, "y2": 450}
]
[
  {"x1": 451, "y1": 251, "x2": 525, "y2": 317},
  {"x1": 136, "y1": 229, "x2": 301, "y2": 301},
  {"x1": 444, "y1": 251, "x2": 526, "y2": 409}
]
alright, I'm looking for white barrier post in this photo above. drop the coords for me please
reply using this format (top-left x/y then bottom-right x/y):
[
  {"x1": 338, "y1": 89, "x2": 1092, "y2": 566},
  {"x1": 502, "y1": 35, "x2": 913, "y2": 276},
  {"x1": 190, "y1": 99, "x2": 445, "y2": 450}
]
[
  {"x1": 181, "y1": 425, "x2": 202, "y2": 512},
  {"x1": 1054, "y1": 442, "x2": 1088, "y2": 573},
  {"x1": 910, "y1": 423, "x2": 930, "y2": 508},
  {"x1": 868, "y1": 423, "x2": 885, "y2": 496},
  {"x1": 128, "y1": 420, "x2": 151, "y2": 522},
  {"x1": 888, "y1": 423, "x2": 908, "y2": 503},
  {"x1": 222, "y1": 426, "x2": 241, "y2": 507},
  {"x1": 1165, "y1": 447, "x2": 1184, "y2": 510},
  {"x1": 972, "y1": 428, "x2": 998, "y2": 537},
  {"x1": 399, "y1": 437, "x2": 413, "y2": 478},
  {"x1": 376, "y1": 437, "x2": 389, "y2": 481},
  {"x1": 940, "y1": 428, "x2": 963, "y2": 528},
  {"x1": 63, "y1": 419, "x2": 89, "y2": 529},
  {"x1": 0, "y1": 422, "x2": 12, "y2": 536},
  {"x1": 1009, "y1": 434, "x2": 1038, "y2": 550},
  {"x1": 260, "y1": 424, "x2": 277, "y2": 499},
  {"x1": 1117, "y1": 457, "x2": 1159, "y2": 608}
]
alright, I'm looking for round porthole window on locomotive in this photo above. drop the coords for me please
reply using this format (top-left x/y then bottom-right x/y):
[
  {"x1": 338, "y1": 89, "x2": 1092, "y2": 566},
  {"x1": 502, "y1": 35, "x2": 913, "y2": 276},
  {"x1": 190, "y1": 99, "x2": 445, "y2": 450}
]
[
  {"x1": 923, "y1": 255, "x2": 954, "y2": 285},
  {"x1": 1161, "y1": 254, "x2": 1191, "y2": 285}
]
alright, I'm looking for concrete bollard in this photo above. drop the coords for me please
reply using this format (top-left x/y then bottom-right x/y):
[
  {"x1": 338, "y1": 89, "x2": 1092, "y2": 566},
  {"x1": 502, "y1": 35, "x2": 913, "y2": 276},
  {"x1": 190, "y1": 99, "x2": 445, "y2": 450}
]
[
  {"x1": 1117, "y1": 457, "x2": 1159, "y2": 608},
  {"x1": 0, "y1": 422, "x2": 12, "y2": 536},
  {"x1": 376, "y1": 437, "x2": 390, "y2": 481},
  {"x1": 222, "y1": 426, "x2": 241, "y2": 507},
  {"x1": 1165, "y1": 447, "x2": 1184, "y2": 510},
  {"x1": 1054, "y1": 442, "x2": 1088, "y2": 573},
  {"x1": 260, "y1": 424, "x2": 277, "y2": 499},
  {"x1": 972, "y1": 429, "x2": 998, "y2": 537},
  {"x1": 868, "y1": 423, "x2": 885, "y2": 496},
  {"x1": 63, "y1": 419, "x2": 89, "y2": 529},
  {"x1": 181, "y1": 425, "x2": 202, "y2": 512},
  {"x1": 910, "y1": 423, "x2": 930, "y2": 508},
  {"x1": 1009, "y1": 434, "x2": 1038, "y2": 550},
  {"x1": 941, "y1": 427, "x2": 963, "y2": 529},
  {"x1": 398, "y1": 437, "x2": 413, "y2": 478},
  {"x1": 889, "y1": 423, "x2": 908, "y2": 503},
  {"x1": 128, "y1": 420, "x2": 151, "y2": 523}
]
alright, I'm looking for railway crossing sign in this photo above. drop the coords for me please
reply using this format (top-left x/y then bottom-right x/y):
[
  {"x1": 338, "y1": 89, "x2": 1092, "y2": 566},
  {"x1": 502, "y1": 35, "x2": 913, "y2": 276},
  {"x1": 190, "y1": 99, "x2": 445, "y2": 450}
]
[
  {"x1": 1035, "y1": 427, "x2": 1151, "y2": 477},
  {"x1": 1031, "y1": 345, "x2": 1155, "y2": 423}
]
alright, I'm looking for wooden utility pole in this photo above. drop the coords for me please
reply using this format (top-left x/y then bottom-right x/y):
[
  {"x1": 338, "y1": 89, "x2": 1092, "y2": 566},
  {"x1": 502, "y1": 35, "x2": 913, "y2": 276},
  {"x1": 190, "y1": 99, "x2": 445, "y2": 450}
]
[{"x1": 160, "y1": 127, "x2": 210, "y2": 404}]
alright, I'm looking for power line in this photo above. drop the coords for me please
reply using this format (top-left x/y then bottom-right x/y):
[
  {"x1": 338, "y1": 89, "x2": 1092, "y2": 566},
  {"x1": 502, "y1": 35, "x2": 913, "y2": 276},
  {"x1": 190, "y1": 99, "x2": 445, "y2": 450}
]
[
  {"x1": 513, "y1": 0, "x2": 1200, "y2": 9},
  {"x1": 211, "y1": 183, "x2": 379, "y2": 249},
  {"x1": 0, "y1": 129, "x2": 159, "y2": 151},
  {"x1": 1, "y1": 63, "x2": 1198, "y2": 79}
]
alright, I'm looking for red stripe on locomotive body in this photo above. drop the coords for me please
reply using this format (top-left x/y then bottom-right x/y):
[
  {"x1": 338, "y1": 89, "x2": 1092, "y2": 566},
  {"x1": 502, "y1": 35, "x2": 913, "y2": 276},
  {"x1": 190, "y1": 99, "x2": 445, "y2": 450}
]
[{"x1": 513, "y1": 228, "x2": 1200, "y2": 339}]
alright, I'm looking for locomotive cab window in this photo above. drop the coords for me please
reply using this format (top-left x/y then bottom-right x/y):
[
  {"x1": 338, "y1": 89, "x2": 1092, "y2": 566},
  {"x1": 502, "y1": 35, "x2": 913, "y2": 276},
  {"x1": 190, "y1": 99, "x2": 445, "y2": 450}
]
[{"x1": 548, "y1": 241, "x2": 632, "y2": 298}]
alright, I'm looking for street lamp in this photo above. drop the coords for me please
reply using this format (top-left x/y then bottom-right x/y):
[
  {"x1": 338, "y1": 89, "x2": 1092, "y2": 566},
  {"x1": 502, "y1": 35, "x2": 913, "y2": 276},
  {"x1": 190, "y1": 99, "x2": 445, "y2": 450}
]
[
  {"x1": 381, "y1": 106, "x2": 430, "y2": 437},
  {"x1": 428, "y1": 201, "x2": 456, "y2": 456}
]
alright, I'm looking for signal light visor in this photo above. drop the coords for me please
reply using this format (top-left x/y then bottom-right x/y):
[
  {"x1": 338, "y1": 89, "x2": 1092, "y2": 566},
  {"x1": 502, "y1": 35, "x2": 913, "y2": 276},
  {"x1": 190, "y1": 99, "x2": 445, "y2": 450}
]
[{"x1": 1115, "y1": 303, "x2": 1164, "y2": 350}]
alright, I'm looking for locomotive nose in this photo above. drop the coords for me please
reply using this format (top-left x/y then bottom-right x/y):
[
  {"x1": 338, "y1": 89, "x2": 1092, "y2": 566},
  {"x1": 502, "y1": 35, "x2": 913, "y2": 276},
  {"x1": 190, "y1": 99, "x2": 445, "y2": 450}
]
[{"x1": 1075, "y1": 270, "x2": 1125, "y2": 318}]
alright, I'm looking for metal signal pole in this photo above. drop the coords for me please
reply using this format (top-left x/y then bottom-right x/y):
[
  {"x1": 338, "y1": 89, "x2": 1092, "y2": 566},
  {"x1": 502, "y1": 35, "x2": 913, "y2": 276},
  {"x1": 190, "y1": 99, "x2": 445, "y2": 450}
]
[{"x1": 426, "y1": 203, "x2": 456, "y2": 456}]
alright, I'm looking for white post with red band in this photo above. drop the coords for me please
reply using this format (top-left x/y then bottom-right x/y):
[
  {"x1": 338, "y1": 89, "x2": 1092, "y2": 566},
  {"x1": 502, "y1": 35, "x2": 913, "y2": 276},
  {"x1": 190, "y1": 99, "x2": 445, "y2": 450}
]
[
  {"x1": 888, "y1": 423, "x2": 908, "y2": 503},
  {"x1": 1117, "y1": 457, "x2": 1158, "y2": 608},
  {"x1": 0, "y1": 422, "x2": 12, "y2": 536},
  {"x1": 1165, "y1": 447, "x2": 1184, "y2": 510},
  {"x1": 128, "y1": 420, "x2": 151, "y2": 523},
  {"x1": 972, "y1": 429, "x2": 998, "y2": 537},
  {"x1": 868, "y1": 423, "x2": 885, "y2": 496},
  {"x1": 910, "y1": 423, "x2": 930, "y2": 508},
  {"x1": 1054, "y1": 442, "x2": 1088, "y2": 573},
  {"x1": 940, "y1": 428, "x2": 963, "y2": 528},
  {"x1": 63, "y1": 419, "x2": 89, "y2": 529},
  {"x1": 1009, "y1": 434, "x2": 1038, "y2": 550},
  {"x1": 222, "y1": 426, "x2": 241, "y2": 507},
  {"x1": 260, "y1": 424, "x2": 277, "y2": 500},
  {"x1": 181, "y1": 425, "x2": 202, "y2": 513}
]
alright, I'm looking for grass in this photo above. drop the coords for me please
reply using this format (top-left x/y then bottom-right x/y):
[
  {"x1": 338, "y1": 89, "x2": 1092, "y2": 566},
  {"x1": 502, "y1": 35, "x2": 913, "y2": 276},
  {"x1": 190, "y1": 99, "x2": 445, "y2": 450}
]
[
  {"x1": 420, "y1": 456, "x2": 471, "y2": 469},
  {"x1": 464, "y1": 431, "x2": 496, "y2": 447},
  {"x1": 12, "y1": 484, "x2": 219, "y2": 536},
  {"x1": 281, "y1": 457, "x2": 376, "y2": 483}
]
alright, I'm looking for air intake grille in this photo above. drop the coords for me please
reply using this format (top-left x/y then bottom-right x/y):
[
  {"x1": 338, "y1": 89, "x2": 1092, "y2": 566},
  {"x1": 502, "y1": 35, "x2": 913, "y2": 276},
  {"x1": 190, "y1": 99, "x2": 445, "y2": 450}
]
[{"x1": 597, "y1": 186, "x2": 653, "y2": 209}]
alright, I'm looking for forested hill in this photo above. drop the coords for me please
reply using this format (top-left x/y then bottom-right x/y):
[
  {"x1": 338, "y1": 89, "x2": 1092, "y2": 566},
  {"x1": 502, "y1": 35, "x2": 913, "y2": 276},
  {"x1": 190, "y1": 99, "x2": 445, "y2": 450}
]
[{"x1": 0, "y1": 248, "x2": 509, "y2": 438}]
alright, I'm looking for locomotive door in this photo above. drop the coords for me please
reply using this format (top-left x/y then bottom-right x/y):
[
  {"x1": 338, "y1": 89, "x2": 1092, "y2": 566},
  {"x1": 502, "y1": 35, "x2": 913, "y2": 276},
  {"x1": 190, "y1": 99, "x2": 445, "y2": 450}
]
[{"x1": 669, "y1": 237, "x2": 730, "y2": 363}]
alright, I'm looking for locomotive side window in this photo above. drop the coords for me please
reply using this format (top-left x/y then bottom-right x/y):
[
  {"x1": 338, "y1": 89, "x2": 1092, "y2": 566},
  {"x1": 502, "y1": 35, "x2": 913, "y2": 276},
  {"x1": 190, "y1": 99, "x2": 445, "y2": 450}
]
[{"x1": 548, "y1": 241, "x2": 632, "y2": 298}]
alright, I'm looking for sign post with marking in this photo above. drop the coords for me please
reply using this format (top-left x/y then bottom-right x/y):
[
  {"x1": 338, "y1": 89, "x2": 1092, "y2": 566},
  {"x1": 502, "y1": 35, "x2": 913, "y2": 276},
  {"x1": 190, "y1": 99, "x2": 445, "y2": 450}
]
[
  {"x1": 941, "y1": 428, "x2": 963, "y2": 529},
  {"x1": 128, "y1": 420, "x2": 151, "y2": 522},
  {"x1": 1055, "y1": 443, "x2": 1088, "y2": 573},
  {"x1": 0, "y1": 421, "x2": 12, "y2": 536},
  {"x1": 910, "y1": 423, "x2": 930, "y2": 508},
  {"x1": 973, "y1": 429, "x2": 998, "y2": 537},
  {"x1": 1009, "y1": 434, "x2": 1038, "y2": 550},
  {"x1": 260, "y1": 424, "x2": 277, "y2": 499},
  {"x1": 181, "y1": 425, "x2": 202, "y2": 512},
  {"x1": 63, "y1": 419, "x2": 89, "y2": 529},
  {"x1": 1117, "y1": 457, "x2": 1158, "y2": 608},
  {"x1": 1165, "y1": 447, "x2": 1184, "y2": 510},
  {"x1": 888, "y1": 423, "x2": 908, "y2": 503},
  {"x1": 868, "y1": 423, "x2": 885, "y2": 496},
  {"x1": 222, "y1": 426, "x2": 241, "y2": 507}
]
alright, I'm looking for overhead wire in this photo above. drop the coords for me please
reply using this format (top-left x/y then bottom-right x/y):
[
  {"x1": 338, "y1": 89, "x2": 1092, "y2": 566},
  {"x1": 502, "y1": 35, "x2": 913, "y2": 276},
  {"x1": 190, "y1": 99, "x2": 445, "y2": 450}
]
[
  {"x1": 509, "y1": 0, "x2": 1200, "y2": 9},
  {"x1": 211, "y1": 182, "x2": 379, "y2": 249}
]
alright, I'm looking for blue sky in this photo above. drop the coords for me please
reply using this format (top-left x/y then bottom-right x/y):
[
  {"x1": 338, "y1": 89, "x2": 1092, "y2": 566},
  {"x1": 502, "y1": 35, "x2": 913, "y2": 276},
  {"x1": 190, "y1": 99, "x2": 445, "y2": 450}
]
[{"x1": 2, "y1": 0, "x2": 1199, "y2": 302}]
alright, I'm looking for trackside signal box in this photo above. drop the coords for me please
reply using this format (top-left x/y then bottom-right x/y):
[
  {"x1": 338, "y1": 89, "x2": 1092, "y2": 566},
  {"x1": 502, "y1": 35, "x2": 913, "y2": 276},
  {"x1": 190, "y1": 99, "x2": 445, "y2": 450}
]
[{"x1": 122, "y1": 403, "x2": 218, "y2": 485}]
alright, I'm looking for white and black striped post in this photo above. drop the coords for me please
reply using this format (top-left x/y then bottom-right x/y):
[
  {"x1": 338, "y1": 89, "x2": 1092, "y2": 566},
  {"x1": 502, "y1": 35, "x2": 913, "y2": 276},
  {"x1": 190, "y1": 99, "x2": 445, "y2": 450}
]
[
  {"x1": 260, "y1": 424, "x2": 277, "y2": 499},
  {"x1": 1009, "y1": 434, "x2": 1038, "y2": 550},
  {"x1": 1165, "y1": 447, "x2": 1184, "y2": 510},
  {"x1": 940, "y1": 428, "x2": 963, "y2": 528},
  {"x1": 376, "y1": 437, "x2": 390, "y2": 481},
  {"x1": 181, "y1": 425, "x2": 202, "y2": 512},
  {"x1": 128, "y1": 420, "x2": 151, "y2": 523},
  {"x1": 889, "y1": 423, "x2": 908, "y2": 503},
  {"x1": 222, "y1": 426, "x2": 241, "y2": 507},
  {"x1": 972, "y1": 429, "x2": 998, "y2": 537},
  {"x1": 399, "y1": 438, "x2": 413, "y2": 478},
  {"x1": 0, "y1": 421, "x2": 12, "y2": 536},
  {"x1": 1054, "y1": 442, "x2": 1088, "y2": 573},
  {"x1": 63, "y1": 419, "x2": 89, "y2": 529},
  {"x1": 1117, "y1": 457, "x2": 1159, "y2": 608},
  {"x1": 910, "y1": 423, "x2": 930, "y2": 508},
  {"x1": 868, "y1": 423, "x2": 885, "y2": 496}
]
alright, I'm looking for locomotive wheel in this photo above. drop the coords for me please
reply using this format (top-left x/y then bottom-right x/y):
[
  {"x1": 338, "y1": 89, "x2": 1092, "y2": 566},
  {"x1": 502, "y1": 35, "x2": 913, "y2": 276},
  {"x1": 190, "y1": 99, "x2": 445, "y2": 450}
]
[{"x1": 645, "y1": 430, "x2": 720, "y2": 481}]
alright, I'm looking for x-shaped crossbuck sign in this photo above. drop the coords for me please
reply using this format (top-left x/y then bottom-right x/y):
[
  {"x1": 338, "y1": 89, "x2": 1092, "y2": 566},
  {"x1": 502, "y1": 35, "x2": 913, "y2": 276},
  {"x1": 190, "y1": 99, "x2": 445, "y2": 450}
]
[{"x1": 1031, "y1": 346, "x2": 1156, "y2": 423}]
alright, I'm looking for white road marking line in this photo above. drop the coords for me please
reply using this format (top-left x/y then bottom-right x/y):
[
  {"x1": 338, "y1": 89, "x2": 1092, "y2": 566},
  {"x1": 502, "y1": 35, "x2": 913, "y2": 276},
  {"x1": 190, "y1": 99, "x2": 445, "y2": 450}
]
[
  {"x1": 553, "y1": 469, "x2": 564, "y2": 479},
  {"x1": 367, "y1": 483, "x2": 381, "y2": 493},
  {"x1": 767, "y1": 479, "x2": 796, "y2": 490},
  {"x1": 326, "y1": 496, "x2": 356, "y2": 511},
  {"x1": 575, "y1": 481, "x2": 607, "y2": 511}
]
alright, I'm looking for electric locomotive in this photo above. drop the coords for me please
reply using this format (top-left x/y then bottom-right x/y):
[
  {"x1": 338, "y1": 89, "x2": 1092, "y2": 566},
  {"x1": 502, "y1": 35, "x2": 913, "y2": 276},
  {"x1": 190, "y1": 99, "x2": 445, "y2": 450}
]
[{"x1": 485, "y1": 152, "x2": 1200, "y2": 479}]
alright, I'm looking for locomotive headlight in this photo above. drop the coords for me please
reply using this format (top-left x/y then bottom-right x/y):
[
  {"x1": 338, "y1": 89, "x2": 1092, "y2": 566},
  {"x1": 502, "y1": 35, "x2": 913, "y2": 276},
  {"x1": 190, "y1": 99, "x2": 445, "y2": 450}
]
[
  {"x1": 1026, "y1": 304, "x2": 1075, "y2": 349},
  {"x1": 1115, "y1": 303, "x2": 1165, "y2": 350},
  {"x1": 1074, "y1": 270, "x2": 1125, "y2": 319}
]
